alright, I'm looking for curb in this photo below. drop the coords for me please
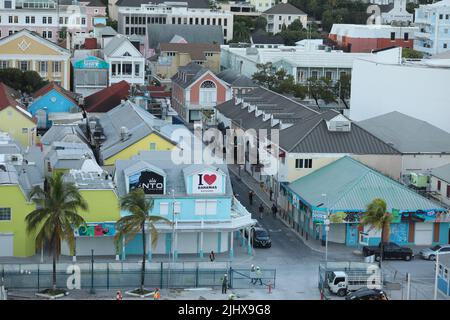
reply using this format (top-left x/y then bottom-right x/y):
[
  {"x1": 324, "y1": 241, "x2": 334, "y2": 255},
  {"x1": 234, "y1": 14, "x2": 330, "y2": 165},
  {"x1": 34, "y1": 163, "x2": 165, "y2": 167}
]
[{"x1": 228, "y1": 166, "x2": 325, "y2": 255}]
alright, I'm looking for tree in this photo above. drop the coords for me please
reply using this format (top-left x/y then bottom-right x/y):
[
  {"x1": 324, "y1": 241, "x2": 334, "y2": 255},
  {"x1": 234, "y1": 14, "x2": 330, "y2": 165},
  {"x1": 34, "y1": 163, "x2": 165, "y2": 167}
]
[
  {"x1": 106, "y1": 19, "x2": 118, "y2": 31},
  {"x1": 254, "y1": 16, "x2": 267, "y2": 31},
  {"x1": 115, "y1": 189, "x2": 171, "y2": 294},
  {"x1": 360, "y1": 198, "x2": 393, "y2": 267},
  {"x1": 232, "y1": 21, "x2": 251, "y2": 43},
  {"x1": 402, "y1": 48, "x2": 424, "y2": 59},
  {"x1": 287, "y1": 19, "x2": 304, "y2": 31},
  {"x1": 26, "y1": 172, "x2": 88, "y2": 293},
  {"x1": 308, "y1": 77, "x2": 337, "y2": 107},
  {"x1": 0, "y1": 68, "x2": 48, "y2": 93},
  {"x1": 334, "y1": 73, "x2": 351, "y2": 109},
  {"x1": 252, "y1": 63, "x2": 296, "y2": 93}
]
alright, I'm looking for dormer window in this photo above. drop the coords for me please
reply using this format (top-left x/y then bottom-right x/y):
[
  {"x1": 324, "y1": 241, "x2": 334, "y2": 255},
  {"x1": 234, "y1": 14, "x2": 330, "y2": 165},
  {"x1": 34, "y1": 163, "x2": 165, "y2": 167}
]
[{"x1": 326, "y1": 115, "x2": 351, "y2": 132}]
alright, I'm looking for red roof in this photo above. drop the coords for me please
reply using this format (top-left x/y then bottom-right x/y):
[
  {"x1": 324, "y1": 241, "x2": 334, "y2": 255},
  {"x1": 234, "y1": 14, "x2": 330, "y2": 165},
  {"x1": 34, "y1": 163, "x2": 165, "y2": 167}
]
[
  {"x1": 84, "y1": 38, "x2": 98, "y2": 49},
  {"x1": 84, "y1": 81, "x2": 130, "y2": 113},
  {"x1": 0, "y1": 82, "x2": 33, "y2": 120},
  {"x1": 32, "y1": 82, "x2": 78, "y2": 102}
]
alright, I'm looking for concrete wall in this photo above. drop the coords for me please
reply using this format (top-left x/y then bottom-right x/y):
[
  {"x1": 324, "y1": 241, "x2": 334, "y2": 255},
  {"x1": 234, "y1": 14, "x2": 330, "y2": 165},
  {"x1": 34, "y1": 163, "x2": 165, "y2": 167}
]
[{"x1": 402, "y1": 154, "x2": 450, "y2": 174}]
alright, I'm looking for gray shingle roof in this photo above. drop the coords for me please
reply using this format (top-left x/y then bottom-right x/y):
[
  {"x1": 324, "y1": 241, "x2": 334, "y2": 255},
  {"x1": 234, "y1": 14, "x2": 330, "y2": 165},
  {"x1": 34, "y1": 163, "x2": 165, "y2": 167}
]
[
  {"x1": 357, "y1": 111, "x2": 450, "y2": 153},
  {"x1": 216, "y1": 69, "x2": 258, "y2": 88},
  {"x1": 117, "y1": 0, "x2": 210, "y2": 8},
  {"x1": 147, "y1": 24, "x2": 223, "y2": 50},
  {"x1": 430, "y1": 163, "x2": 450, "y2": 183},
  {"x1": 263, "y1": 3, "x2": 307, "y2": 15},
  {"x1": 216, "y1": 87, "x2": 399, "y2": 154},
  {"x1": 103, "y1": 35, "x2": 135, "y2": 56},
  {"x1": 171, "y1": 62, "x2": 210, "y2": 89},
  {"x1": 41, "y1": 124, "x2": 90, "y2": 146}
]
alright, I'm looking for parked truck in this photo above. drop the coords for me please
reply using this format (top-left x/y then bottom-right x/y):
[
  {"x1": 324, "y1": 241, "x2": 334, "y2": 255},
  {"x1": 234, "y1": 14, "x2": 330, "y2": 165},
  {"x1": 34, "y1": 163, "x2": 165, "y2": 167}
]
[
  {"x1": 362, "y1": 242, "x2": 414, "y2": 261},
  {"x1": 325, "y1": 269, "x2": 382, "y2": 297}
]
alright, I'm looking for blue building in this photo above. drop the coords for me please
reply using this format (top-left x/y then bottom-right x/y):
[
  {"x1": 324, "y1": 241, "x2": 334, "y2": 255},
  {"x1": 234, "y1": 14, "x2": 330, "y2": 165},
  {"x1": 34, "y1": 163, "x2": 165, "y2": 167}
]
[
  {"x1": 279, "y1": 156, "x2": 449, "y2": 248},
  {"x1": 73, "y1": 56, "x2": 109, "y2": 97},
  {"x1": 114, "y1": 151, "x2": 256, "y2": 260},
  {"x1": 414, "y1": 0, "x2": 450, "y2": 55},
  {"x1": 28, "y1": 82, "x2": 79, "y2": 129}
]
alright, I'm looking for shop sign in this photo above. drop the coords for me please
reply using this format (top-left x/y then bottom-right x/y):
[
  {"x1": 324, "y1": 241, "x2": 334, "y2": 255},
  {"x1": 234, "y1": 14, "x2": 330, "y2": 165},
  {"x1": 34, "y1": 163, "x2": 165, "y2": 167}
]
[
  {"x1": 312, "y1": 210, "x2": 327, "y2": 223},
  {"x1": 192, "y1": 171, "x2": 223, "y2": 194},
  {"x1": 75, "y1": 223, "x2": 116, "y2": 237},
  {"x1": 129, "y1": 170, "x2": 164, "y2": 195}
]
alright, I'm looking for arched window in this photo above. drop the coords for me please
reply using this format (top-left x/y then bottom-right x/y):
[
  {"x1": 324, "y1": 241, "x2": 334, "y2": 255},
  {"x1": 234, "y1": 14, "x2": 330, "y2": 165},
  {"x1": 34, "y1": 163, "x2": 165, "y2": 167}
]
[{"x1": 199, "y1": 80, "x2": 217, "y2": 106}]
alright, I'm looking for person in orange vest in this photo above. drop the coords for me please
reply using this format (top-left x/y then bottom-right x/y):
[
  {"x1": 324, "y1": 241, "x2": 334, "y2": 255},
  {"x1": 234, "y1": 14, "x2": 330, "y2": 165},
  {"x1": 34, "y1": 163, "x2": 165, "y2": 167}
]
[
  {"x1": 116, "y1": 290, "x2": 123, "y2": 300},
  {"x1": 153, "y1": 288, "x2": 161, "y2": 300}
]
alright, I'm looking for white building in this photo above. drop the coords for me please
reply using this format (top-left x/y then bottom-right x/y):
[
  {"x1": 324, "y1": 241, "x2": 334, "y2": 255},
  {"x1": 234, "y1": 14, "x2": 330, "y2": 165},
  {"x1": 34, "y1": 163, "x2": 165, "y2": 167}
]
[
  {"x1": 220, "y1": 41, "x2": 372, "y2": 84},
  {"x1": 249, "y1": 0, "x2": 275, "y2": 12},
  {"x1": 350, "y1": 46, "x2": 450, "y2": 133},
  {"x1": 414, "y1": 0, "x2": 450, "y2": 55},
  {"x1": 103, "y1": 34, "x2": 145, "y2": 86},
  {"x1": 262, "y1": 1, "x2": 307, "y2": 34},
  {"x1": 116, "y1": 0, "x2": 234, "y2": 43},
  {"x1": 429, "y1": 163, "x2": 450, "y2": 207},
  {"x1": 379, "y1": 0, "x2": 413, "y2": 25}
]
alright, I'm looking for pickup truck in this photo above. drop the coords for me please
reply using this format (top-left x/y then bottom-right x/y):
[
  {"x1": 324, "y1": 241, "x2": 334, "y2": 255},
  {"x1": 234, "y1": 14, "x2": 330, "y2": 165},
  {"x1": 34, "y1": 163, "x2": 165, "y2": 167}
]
[{"x1": 362, "y1": 242, "x2": 414, "y2": 261}]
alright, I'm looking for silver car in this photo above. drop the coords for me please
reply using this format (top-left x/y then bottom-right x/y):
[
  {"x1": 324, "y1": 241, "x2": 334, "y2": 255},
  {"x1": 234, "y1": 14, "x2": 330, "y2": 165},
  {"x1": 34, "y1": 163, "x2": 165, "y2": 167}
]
[{"x1": 420, "y1": 245, "x2": 450, "y2": 260}]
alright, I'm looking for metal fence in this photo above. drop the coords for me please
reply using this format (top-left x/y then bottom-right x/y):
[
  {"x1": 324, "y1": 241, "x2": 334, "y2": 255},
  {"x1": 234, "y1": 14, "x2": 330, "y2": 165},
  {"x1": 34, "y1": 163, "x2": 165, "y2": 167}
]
[{"x1": 0, "y1": 262, "x2": 276, "y2": 291}]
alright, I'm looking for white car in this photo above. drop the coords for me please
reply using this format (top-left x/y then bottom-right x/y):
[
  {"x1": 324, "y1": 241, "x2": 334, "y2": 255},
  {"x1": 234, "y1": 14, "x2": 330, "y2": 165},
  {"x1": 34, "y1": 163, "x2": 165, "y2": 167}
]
[{"x1": 420, "y1": 245, "x2": 450, "y2": 260}]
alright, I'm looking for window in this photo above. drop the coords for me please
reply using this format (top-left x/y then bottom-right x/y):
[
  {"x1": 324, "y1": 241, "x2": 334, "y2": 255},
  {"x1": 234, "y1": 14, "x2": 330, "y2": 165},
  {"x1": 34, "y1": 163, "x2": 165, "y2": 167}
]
[
  {"x1": 52, "y1": 61, "x2": 61, "y2": 73},
  {"x1": 134, "y1": 63, "x2": 140, "y2": 76},
  {"x1": 439, "y1": 14, "x2": 443, "y2": 19},
  {"x1": 390, "y1": 32, "x2": 395, "y2": 40},
  {"x1": 404, "y1": 32, "x2": 409, "y2": 41},
  {"x1": 39, "y1": 61, "x2": 48, "y2": 73},
  {"x1": 446, "y1": 14, "x2": 449, "y2": 19},
  {"x1": 224, "y1": 19, "x2": 227, "y2": 26},
  {"x1": 0, "y1": 61, "x2": 9, "y2": 69},
  {"x1": 48, "y1": 17, "x2": 52, "y2": 24},
  {"x1": 438, "y1": 180, "x2": 441, "y2": 191},
  {"x1": 149, "y1": 142, "x2": 157, "y2": 150},
  {"x1": 43, "y1": 16, "x2": 47, "y2": 24},
  {"x1": 20, "y1": 61, "x2": 29, "y2": 71},
  {"x1": 4, "y1": 0, "x2": 12, "y2": 8},
  {"x1": 81, "y1": 17, "x2": 86, "y2": 25},
  {"x1": 126, "y1": 16, "x2": 129, "y2": 24},
  {"x1": 31, "y1": 16, "x2": 35, "y2": 23},
  {"x1": 444, "y1": 43, "x2": 448, "y2": 49},
  {"x1": 447, "y1": 185, "x2": 450, "y2": 198},
  {"x1": 47, "y1": 31, "x2": 52, "y2": 39},
  {"x1": 26, "y1": 16, "x2": 30, "y2": 23},
  {"x1": 43, "y1": 31, "x2": 47, "y2": 38},
  {"x1": 279, "y1": 16, "x2": 282, "y2": 21},
  {"x1": 166, "y1": 52, "x2": 176, "y2": 57},
  {"x1": 295, "y1": 159, "x2": 312, "y2": 169},
  {"x1": 199, "y1": 80, "x2": 217, "y2": 106},
  {"x1": 0, "y1": 208, "x2": 11, "y2": 221},
  {"x1": 160, "y1": 202, "x2": 169, "y2": 215},
  {"x1": 8, "y1": 16, "x2": 12, "y2": 23},
  {"x1": 325, "y1": 71, "x2": 332, "y2": 80},
  {"x1": 195, "y1": 200, "x2": 217, "y2": 215}
]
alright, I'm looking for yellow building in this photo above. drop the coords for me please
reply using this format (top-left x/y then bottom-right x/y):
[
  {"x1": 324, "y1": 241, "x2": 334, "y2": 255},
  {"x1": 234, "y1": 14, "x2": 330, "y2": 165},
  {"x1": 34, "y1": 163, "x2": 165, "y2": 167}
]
[
  {"x1": 0, "y1": 82, "x2": 37, "y2": 147},
  {"x1": 0, "y1": 29, "x2": 71, "y2": 90}
]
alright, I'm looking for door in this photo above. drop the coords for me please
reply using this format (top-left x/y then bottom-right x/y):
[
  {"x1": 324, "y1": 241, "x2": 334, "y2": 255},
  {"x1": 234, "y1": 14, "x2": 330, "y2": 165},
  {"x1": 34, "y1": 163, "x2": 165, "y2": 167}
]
[
  {"x1": 415, "y1": 223, "x2": 433, "y2": 245},
  {"x1": 0, "y1": 233, "x2": 13, "y2": 257}
]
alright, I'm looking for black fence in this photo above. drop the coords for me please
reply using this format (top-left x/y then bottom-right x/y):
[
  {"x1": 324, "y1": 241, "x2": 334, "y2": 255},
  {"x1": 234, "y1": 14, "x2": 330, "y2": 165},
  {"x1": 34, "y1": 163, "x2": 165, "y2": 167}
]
[{"x1": 0, "y1": 263, "x2": 276, "y2": 291}]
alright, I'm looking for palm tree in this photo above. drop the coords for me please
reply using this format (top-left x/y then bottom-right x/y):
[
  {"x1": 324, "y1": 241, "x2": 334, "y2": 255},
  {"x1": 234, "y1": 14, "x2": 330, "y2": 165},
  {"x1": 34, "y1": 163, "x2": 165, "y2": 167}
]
[
  {"x1": 115, "y1": 189, "x2": 171, "y2": 294},
  {"x1": 360, "y1": 198, "x2": 393, "y2": 267},
  {"x1": 26, "y1": 172, "x2": 88, "y2": 292}
]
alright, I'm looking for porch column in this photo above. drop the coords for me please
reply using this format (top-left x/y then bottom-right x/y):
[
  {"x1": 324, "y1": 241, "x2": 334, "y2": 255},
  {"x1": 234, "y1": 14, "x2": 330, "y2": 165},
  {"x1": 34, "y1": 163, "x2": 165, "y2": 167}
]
[
  {"x1": 199, "y1": 231, "x2": 204, "y2": 258},
  {"x1": 147, "y1": 233, "x2": 152, "y2": 261},
  {"x1": 174, "y1": 231, "x2": 178, "y2": 260},
  {"x1": 247, "y1": 227, "x2": 253, "y2": 255},
  {"x1": 229, "y1": 231, "x2": 234, "y2": 259},
  {"x1": 240, "y1": 229, "x2": 245, "y2": 247}
]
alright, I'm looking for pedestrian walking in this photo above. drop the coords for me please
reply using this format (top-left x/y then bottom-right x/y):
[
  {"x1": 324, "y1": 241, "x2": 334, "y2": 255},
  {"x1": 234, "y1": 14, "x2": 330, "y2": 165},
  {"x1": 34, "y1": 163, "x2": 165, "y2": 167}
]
[
  {"x1": 248, "y1": 191, "x2": 254, "y2": 206},
  {"x1": 209, "y1": 250, "x2": 215, "y2": 262},
  {"x1": 153, "y1": 288, "x2": 160, "y2": 300},
  {"x1": 250, "y1": 264, "x2": 256, "y2": 284},
  {"x1": 269, "y1": 188, "x2": 273, "y2": 201},
  {"x1": 259, "y1": 203, "x2": 264, "y2": 219},
  {"x1": 255, "y1": 267, "x2": 263, "y2": 285},
  {"x1": 271, "y1": 204, "x2": 278, "y2": 218},
  {"x1": 116, "y1": 290, "x2": 123, "y2": 300},
  {"x1": 221, "y1": 274, "x2": 228, "y2": 294}
]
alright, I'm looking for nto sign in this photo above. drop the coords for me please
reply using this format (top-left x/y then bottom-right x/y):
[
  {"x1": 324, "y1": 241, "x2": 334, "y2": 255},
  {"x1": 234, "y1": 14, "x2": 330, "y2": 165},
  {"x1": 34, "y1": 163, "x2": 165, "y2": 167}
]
[{"x1": 129, "y1": 170, "x2": 165, "y2": 195}]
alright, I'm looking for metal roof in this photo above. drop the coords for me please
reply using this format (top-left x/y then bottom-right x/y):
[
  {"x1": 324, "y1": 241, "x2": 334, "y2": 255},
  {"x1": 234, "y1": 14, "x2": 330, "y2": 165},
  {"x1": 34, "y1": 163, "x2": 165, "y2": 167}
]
[
  {"x1": 263, "y1": 3, "x2": 306, "y2": 15},
  {"x1": 430, "y1": 163, "x2": 450, "y2": 183},
  {"x1": 117, "y1": 0, "x2": 210, "y2": 7},
  {"x1": 357, "y1": 111, "x2": 450, "y2": 153},
  {"x1": 287, "y1": 156, "x2": 446, "y2": 212}
]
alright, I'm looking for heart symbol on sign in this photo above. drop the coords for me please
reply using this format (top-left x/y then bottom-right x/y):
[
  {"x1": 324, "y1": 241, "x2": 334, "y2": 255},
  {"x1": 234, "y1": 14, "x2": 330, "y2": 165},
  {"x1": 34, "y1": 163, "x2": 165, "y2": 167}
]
[{"x1": 203, "y1": 174, "x2": 216, "y2": 185}]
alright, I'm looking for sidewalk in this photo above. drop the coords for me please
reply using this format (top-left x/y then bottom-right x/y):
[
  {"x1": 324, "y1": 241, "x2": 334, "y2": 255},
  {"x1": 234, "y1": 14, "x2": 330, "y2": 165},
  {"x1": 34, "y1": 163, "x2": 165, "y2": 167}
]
[{"x1": 228, "y1": 164, "x2": 358, "y2": 258}]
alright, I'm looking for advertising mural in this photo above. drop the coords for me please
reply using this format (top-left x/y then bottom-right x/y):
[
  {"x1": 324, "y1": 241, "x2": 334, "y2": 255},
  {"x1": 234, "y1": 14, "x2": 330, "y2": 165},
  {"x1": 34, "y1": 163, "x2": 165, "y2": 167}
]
[
  {"x1": 192, "y1": 171, "x2": 223, "y2": 194},
  {"x1": 75, "y1": 223, "x2": 116, "y2": 237},
  {"x1": 129, "y1": 170, "x2": 165, "y2": 195}
]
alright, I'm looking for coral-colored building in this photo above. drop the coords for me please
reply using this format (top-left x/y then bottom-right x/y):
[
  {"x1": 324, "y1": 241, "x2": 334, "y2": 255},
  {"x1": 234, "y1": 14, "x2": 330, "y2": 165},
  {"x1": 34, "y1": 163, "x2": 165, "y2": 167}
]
[
  {"x1": 329, "y1": 24, "x2": 418, "y2": 53},
  {"x1": 171, "y1": 63, "x2": 231, "y2": 124}
]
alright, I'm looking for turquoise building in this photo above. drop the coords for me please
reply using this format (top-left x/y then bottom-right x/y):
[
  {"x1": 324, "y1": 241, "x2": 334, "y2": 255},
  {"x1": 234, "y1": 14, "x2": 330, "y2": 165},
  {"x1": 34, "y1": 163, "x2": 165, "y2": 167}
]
[
  {"x1": 114, "y1": 151, "x2": 256, "y2": 260},
  {"x1": 73, "y1": 56, "x2": 109, "y2": 97},
  {"x1": 279, "y1": 156, "x2": 449, "y2": 248}
]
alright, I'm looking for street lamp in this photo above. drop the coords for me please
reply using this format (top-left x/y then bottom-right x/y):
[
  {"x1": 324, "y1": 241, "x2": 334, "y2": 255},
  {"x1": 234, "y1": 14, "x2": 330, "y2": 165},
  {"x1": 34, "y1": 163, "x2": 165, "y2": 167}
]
[
  {"x1": 434, "y1": 251, "x2": 450, "y2": 300},
  {"x1": 324, "y1": 218, "x2": 330, "y2": 262}
]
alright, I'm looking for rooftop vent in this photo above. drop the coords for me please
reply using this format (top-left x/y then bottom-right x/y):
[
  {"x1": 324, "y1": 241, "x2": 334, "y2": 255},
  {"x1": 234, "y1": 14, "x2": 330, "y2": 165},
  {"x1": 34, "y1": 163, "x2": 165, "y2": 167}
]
[
  {"x1": 326, "y1": 115, "x2": 351, "y2": 132},
  {"x1": 120, "y1": 126, "x2": 130, "y2": 141}
]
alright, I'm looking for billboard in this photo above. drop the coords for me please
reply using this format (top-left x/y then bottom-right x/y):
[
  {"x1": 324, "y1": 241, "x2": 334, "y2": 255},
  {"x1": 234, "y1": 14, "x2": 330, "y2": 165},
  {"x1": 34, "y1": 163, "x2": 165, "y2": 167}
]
[
  {"x1": 75, "y1": 223, "x2": 116, "y2": 237},
  {"x1": 192, "y1": 171, "x2": 223, "y2": 194},
  {"x1": 129, "y1": 170, "x2": 165, "y2": 195}
]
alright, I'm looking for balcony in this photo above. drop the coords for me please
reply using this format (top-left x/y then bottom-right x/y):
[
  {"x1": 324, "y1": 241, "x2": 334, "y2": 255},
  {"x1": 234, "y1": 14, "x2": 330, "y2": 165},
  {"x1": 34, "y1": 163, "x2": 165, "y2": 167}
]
[{"x1": 415, "y1": 31, "x2": 431, "y2": 39}]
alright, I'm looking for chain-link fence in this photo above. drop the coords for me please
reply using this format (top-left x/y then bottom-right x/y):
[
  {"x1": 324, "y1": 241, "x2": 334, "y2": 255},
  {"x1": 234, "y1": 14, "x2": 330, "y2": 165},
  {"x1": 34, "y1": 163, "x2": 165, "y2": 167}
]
[{"x1": 0, "y1": 262, "x2": 276, "y2": 291}]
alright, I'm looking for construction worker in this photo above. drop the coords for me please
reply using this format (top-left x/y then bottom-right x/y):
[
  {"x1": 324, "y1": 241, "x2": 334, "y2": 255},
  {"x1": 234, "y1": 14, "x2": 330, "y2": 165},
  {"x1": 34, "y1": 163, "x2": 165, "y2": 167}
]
[
  {"x1": 221, "y1": 274, "x2": 228, "y2": 294},
  {"x1": 153, "y1": 288, "x2": 161, "y2": 300},
  {"x1": 255, "y1": 267, "x2": 263, "y2": 285}
]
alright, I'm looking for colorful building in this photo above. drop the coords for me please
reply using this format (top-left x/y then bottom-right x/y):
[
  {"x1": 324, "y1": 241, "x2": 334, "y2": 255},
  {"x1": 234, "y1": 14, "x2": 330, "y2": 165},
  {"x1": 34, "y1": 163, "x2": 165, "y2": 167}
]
[
  {"x1": 171, "y1": 62, "x2": 232, "y2": 124},
  {"x1": 280, "y1": 156, "x2": 449, "y2": 247},
  {"x1": 27, "y1": 82, "x2": 79, "y2": 129},
  {"x1": 0, "y1": 82, "x2": 37, "y2": 148},
  {"x1": 0, "y1": 30, "x2": 72, "y2": 90},
  {"x1": 73, "y1": 55, "x2": 109, "y2": 97}
]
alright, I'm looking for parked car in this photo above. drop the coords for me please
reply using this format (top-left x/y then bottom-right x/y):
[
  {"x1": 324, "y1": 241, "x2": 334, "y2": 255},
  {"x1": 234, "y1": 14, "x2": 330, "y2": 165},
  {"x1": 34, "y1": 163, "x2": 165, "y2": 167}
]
[
  {"x1": 420, "y1": 244, "x2": 450, "y2": 260},
  {"x1": 244, "y1": 226, "x2": 272, "y2": 248},
  {"x1": 345, "y1": 288, "x2": 389, "y2": 300},
  {"x1": 362, "y1": 242, "x2": 414, "y2": 261}
]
